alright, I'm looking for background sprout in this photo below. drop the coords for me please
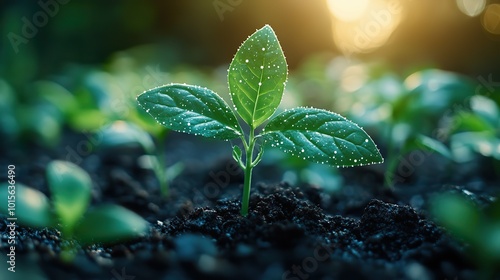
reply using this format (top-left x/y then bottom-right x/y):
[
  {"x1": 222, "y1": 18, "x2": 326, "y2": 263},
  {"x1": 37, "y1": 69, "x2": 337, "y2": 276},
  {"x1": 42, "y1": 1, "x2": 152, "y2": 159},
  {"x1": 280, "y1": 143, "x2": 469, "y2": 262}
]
[{"x1": 0, "y1": 160, "x2": 148, "y2": 260}]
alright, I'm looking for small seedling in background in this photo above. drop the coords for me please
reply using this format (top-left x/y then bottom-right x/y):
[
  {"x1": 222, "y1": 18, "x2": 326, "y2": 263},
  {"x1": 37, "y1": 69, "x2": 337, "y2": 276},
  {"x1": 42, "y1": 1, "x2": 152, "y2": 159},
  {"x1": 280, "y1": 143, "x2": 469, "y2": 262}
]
[
  {"x1": 99, "y1": 121, "x2": 183, "y2": 197},
  {"x1": 138, "y1": 25, "x2": 383, "y2": 216},
  {"x1": 450, "y1": 95, "x2": 500, "y2": 177},
  {"x1": 0, "y1": 160, "x2": 148, "y2": 260},
  {"x1": 359, "y1": 70, "x2": 470, "y2": 187}
]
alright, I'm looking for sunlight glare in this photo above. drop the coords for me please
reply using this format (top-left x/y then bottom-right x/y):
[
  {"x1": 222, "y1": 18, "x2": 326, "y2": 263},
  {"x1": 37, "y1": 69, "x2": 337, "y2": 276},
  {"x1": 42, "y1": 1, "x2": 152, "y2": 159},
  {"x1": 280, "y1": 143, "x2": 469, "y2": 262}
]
[
  {"x1": 327, "y1": 0, "x2": 369, "y2": 22},
  {"x1": 328, "y1": 0, "x2": 405, "y2": 55}
]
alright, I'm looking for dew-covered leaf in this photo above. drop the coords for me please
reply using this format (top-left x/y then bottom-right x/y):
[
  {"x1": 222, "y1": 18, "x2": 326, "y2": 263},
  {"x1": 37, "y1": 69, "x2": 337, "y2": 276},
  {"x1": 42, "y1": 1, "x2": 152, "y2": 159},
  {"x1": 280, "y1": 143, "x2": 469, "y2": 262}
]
[
  {"x1": 228, "y1": 25, "x2": 288, "y2": 128},
  {"x1": 137, "y1": 84, "x2": 242, "y2": 140},
  {"x1": 261, "y1": 107, "x2": 383, "y2": 167}
]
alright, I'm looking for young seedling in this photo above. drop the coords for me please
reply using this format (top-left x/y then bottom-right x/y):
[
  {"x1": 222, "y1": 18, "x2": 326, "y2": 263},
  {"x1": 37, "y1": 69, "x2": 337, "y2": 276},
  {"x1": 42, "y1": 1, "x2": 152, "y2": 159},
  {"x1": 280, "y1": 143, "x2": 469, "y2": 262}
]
[
  {"x1": 137, "y1": 25, "x2": 383, "y2": 216},
  {"x1": 0, "y1": 160, "x2": 148, "y2": 260},
  {"x1": 98, "y1": 120, "x2": 183, "y2": 197}
]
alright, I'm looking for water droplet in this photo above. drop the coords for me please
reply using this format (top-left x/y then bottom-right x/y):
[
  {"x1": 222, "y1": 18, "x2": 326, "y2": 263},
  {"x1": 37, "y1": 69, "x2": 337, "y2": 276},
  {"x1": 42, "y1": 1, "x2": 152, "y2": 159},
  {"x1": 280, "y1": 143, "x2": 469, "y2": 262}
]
[
  {"x1": 262, "y1": 47, "x2": 265, "y2": 51},
  {"x1": 365, "y1": 139, "x2": 369, "y2": 143},
  {"x1": 245, "y1": 59, "x2": 249, "y2": 63},
  {"x1": 260, "y1": 66, "x2": 264, "y2": 69}
]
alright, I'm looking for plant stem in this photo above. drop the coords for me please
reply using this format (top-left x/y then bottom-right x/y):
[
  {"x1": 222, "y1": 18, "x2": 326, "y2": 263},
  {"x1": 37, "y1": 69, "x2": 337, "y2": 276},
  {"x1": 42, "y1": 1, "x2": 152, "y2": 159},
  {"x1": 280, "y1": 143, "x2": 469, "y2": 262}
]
[{"x1": 240, "y1": 129, "x2": 255, "y2": 216}]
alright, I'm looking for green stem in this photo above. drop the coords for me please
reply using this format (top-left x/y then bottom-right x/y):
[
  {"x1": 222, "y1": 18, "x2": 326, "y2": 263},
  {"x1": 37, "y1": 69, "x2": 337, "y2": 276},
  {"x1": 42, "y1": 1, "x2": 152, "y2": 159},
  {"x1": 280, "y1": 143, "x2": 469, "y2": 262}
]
[{"x1": 240, "y1": 129, "x2": 255, "y2": 216}]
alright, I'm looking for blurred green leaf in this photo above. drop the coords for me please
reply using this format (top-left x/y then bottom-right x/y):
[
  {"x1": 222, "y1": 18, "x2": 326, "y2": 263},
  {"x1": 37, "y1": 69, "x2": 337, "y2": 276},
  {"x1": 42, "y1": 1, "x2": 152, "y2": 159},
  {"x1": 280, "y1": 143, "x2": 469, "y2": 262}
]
[
  {"x1": 451, "y1": 132, "x2": 500, "y2": 161},
  {"x1": 470, "y1": 95, "x2": 500, "y2": 125},
  {"x1": 0, "y1": 183, "x2": 54, "y2": 228},
  {"x1": 34, "y1": 80, "x2": 77, "y2": 116},
  {"x1": 431, "y1": 193, "x2": 480, "y2": 242},
  {"x1": 46, "y1": 161, "x2": 92, "y2": 232},
  {"x1": 405, "y1": 70, "x2": 474, "y2": 113},
  {"x1": 411, "y1": 134, "x2": 452, "y2": 159},
  {"x1": 68, "y1": 109, "x2": 107, "y2": 131},
  {"x1": 15, "y1": 103, "x2": 63, "y2": 146},
  {"x1": 74, "y1": 204, "x2": 148, "y2": 244},
  {"x1": 454, "y1": 112, "x2": 496, "y2": 133},
  {"x1": 99, "y1": 121, "x2": 155, "y2": 154}
]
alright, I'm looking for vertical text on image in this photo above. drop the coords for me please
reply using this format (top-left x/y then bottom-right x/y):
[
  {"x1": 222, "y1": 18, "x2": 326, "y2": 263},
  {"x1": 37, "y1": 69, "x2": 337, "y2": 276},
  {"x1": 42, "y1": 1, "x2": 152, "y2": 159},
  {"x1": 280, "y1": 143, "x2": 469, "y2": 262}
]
[{"x1": 6, "y1": 165, "x2": 17, "y2": 273}]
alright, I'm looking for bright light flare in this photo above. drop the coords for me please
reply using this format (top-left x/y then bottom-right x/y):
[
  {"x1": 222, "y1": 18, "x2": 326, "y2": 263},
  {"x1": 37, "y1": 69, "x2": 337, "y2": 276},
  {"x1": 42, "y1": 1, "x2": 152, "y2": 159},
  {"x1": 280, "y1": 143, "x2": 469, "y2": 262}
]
[
  {"x1": 327, "y1": 0, "x2": 369, "y2": 22},
  {"x1": 327, "y1": 0, "x2": 405, "y2": 55}
]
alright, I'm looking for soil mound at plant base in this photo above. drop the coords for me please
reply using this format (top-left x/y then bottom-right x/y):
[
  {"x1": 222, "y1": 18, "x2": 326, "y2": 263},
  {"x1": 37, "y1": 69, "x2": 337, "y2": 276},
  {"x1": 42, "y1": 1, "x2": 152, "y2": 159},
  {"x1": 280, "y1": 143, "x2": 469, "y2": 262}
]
[
  {"x1": 158, "y1": 184, "x2": 457, "y2": 279},
  {"x1": 1, "y1": 183, "x2": 474, "y2": 279}
]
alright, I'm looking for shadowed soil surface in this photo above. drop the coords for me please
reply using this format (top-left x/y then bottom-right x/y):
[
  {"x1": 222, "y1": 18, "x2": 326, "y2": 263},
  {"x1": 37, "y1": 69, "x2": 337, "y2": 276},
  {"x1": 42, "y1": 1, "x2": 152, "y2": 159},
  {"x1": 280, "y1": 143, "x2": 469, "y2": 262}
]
[{"x1": 0, "y1": 131, "x2": 496, "y2": 280}]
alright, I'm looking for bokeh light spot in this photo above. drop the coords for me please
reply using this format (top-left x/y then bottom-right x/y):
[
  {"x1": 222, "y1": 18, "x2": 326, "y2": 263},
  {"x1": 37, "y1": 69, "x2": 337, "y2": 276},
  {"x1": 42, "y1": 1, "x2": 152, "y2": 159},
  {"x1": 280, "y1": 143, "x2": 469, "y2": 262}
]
[
  {"x1": 456, "y1": 0, "x2": 486, "y2": 17},
  {"x1": 482, "y1": 4, "x2": 500, "y2": 35}
]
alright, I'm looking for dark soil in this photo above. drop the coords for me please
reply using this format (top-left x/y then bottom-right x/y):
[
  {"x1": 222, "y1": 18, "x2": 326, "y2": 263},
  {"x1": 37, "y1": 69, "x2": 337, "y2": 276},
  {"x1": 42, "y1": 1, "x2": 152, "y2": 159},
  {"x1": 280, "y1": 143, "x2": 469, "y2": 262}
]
[{"x1": 0, "y1": 131, "x2": 498, "y2": 280}]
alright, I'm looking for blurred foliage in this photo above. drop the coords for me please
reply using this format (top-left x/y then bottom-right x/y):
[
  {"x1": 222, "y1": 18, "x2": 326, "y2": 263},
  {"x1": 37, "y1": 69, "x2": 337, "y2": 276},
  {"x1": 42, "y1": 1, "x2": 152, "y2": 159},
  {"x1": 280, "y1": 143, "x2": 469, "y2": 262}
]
[
  {"x1": 431, "y1": 193, "x2": 500, "y2": 277},
  {"x1": 450, "y1": 95, "x2": 500, "y2": 162},
  {"x1": 2, "y1": 45, "x2": 499, "y2": 188},
  {"x1": 0, "y1": 160, "x2": 149, "y2": 261},
  {"x1": 288, "y1": 56, "x2": 500, "y2": 185}
]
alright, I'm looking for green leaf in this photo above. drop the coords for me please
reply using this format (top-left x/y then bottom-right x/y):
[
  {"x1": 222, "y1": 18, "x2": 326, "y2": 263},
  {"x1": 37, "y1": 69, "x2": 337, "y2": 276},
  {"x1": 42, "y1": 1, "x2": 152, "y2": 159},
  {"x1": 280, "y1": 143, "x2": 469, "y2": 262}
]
[
  {"x1": 0, "y1": 183, "x2": 54, "y2": 228},
  {"x1": 137, "y1": 84, "x2": 242, "y2": 140},
  {"x1": 74, "y1": 204, "x2": 148, "y2": 245},
  {"x1": 261, "y1": 107, "x2": 383, "y2": 166},
  {"x1": 403, "y1": 134, "x2": 452, "y2": 159},
  {"x1": 453, "y1": 112, "x2": 496, "y2": 134},
  {"x1": 46, "y1": 160, "x2": 92, "y2": 231},
  {"x1": 228, "y1": 25, "x2": 288, "y2": 128},
  {"x1": 99, "y1": 121, "x2": 155, "y2": 154},
  {"x1": 430, "y1": 194, "x2": 480, "y2": 244}
]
